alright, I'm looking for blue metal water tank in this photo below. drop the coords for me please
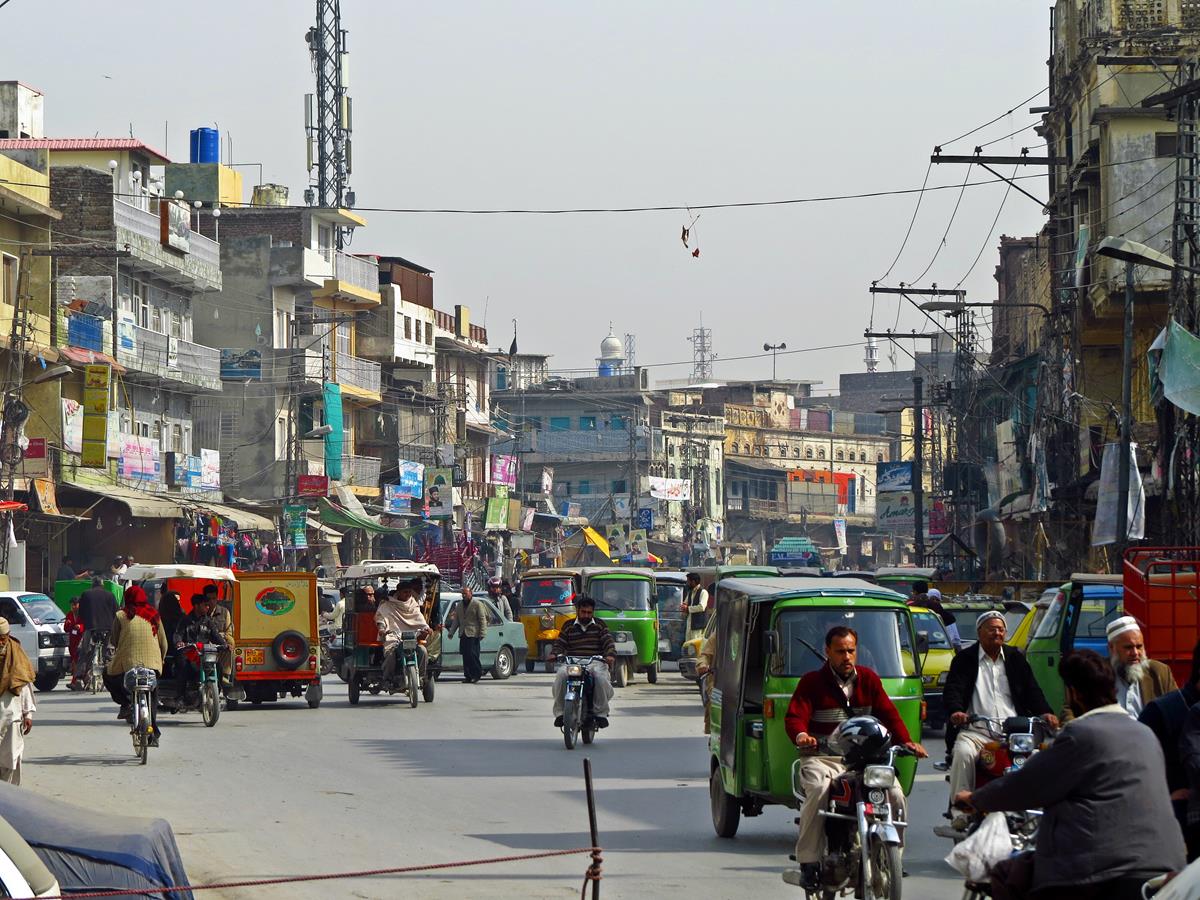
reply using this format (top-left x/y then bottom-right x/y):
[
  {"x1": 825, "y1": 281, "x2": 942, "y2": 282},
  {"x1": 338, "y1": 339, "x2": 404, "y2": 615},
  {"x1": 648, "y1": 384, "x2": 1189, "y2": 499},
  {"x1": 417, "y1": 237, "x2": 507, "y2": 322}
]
[
  {"x1": 189, "y1": 127, "x2": 219, "y2": 164},
  {"x1": 598, "y1": 362, "x2": 616, "y2": 377}
]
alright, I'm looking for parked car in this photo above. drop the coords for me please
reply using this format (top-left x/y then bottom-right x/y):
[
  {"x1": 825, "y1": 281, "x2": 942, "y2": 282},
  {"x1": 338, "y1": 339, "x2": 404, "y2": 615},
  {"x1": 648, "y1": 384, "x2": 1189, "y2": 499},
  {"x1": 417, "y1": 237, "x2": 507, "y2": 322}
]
[
  {"x1": 0, "y1": 593, "x2": 69, "y2": 692},
  {"x1": 430, "y1": 592, "x2": 528, "y2": 680}
]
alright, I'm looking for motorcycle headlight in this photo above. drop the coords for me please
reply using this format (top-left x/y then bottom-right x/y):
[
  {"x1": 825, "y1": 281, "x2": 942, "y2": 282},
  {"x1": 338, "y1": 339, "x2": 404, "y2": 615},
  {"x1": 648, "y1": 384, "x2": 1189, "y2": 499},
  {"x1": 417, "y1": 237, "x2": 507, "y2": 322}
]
[
  {"x1": 566, "y1": 665, "x2": 583, "y2": 677},
  {"x1": 862, "y1": 765, "x2": 896, "y2": 789},
  {"x1": 684, "y1": 644, "x2": 698, "y2": 658},
  {"x1": 1008, "y1": 733, "x2": 1035, "y2": 754}
]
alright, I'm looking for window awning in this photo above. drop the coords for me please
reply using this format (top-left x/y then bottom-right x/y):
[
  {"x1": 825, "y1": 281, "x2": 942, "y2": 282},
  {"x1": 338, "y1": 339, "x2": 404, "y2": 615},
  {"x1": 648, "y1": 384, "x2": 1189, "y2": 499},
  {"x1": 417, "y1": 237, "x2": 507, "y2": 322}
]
[
  {"x1": 180, "y1": 501, "x2": 277, "y2": 533},
  {"x1": 60, "y1": 482, "x2": 183, "y2": 519},
  {"x1": 316, "y1": 498, "x2": 423, "y2": 536}
]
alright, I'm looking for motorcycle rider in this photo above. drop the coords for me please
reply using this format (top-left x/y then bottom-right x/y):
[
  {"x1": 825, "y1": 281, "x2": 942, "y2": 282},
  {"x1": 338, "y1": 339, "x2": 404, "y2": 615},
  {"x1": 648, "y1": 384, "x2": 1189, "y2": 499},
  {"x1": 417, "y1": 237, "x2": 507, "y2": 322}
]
[
  {"x1": 549, "y1": 596, "x2": 615, "y2": 729},
  {"x1": 955, "y1": 650, "x2": 1185, "y2": 900},
  {"x1": 200, "y1": 584, "x2": 235, "y2": 693},
  {"x1": 943, "y1": 610, "x2": 1057, "y2": 830},
  {"x1": 171, "y1": 593, "x2": 227, "y2": 699},
  {"x1": 375, "y1": 579, "x2": 430, "y2": 684},
  {"x1": 782, "y1": 625, "x2": 927, "y2": 890}
]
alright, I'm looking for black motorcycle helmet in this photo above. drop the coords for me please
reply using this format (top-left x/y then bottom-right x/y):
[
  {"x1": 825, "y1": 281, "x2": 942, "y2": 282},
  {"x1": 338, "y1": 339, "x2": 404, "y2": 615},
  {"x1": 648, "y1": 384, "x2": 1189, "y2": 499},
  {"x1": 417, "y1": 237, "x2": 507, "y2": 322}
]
[{"x1": 828, "y1": 716, "x2": 890, "y2": 766}]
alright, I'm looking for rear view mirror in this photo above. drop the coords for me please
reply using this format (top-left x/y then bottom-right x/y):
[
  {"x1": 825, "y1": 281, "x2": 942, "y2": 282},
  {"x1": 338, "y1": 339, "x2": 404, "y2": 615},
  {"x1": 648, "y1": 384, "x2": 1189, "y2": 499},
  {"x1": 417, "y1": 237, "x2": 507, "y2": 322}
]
[
  {"x1": 765, "y1": 630, "x2": 780, "y2": 658},
  {"x1": 916, "y1": 631, "x2": 930, "y2": 654}
]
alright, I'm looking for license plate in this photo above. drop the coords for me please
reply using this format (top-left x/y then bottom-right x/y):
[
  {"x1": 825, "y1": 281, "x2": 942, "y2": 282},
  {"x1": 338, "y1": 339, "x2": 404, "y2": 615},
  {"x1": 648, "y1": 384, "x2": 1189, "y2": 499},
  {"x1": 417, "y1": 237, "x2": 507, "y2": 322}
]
[{"x1": 243, "y1": 648, "x2": 265, "y2": 666}]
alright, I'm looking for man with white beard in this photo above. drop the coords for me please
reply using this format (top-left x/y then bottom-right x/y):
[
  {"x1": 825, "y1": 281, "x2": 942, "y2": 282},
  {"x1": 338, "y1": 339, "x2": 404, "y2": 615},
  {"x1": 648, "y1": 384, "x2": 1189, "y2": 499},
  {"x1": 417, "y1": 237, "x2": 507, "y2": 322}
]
[{"x1": 1107, "y1": 616, "x2": 1176, "y2": 718}]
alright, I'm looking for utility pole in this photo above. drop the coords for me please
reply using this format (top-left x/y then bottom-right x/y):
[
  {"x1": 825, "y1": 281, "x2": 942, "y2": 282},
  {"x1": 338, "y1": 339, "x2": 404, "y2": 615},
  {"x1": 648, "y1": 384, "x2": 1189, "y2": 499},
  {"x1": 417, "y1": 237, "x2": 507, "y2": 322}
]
[{"x1": 913, "y1": 376, "x2": 925, "y2": 566}]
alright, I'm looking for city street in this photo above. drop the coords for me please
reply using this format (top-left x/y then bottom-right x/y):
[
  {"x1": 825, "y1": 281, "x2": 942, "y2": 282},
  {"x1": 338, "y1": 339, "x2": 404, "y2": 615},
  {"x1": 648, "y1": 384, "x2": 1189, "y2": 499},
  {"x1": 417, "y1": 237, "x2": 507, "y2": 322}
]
[{"x1": 22, "y1": 668, "x2": 964, "y2": 899}]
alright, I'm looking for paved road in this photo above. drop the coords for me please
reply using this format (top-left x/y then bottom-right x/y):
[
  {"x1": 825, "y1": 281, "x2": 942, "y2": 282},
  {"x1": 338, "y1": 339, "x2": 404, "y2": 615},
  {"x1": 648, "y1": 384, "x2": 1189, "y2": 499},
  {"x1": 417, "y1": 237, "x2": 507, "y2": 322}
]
[{"x1": 22, "y1": 669, "x2": 964, "y2": 899}]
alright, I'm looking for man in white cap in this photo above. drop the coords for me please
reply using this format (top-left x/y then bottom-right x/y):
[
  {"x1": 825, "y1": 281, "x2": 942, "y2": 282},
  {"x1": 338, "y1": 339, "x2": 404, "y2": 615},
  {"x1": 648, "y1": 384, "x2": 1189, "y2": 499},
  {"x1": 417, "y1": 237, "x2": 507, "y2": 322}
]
[
  {"x1": 940, "y1": 609, "x2": 1057, "y2": 830},
  {"x1": 1107, "y1": 615, "x2": 1176, "y2": 718},
  {"x1": 0, "y1": 618, "x2": 35, "y2": 784}
]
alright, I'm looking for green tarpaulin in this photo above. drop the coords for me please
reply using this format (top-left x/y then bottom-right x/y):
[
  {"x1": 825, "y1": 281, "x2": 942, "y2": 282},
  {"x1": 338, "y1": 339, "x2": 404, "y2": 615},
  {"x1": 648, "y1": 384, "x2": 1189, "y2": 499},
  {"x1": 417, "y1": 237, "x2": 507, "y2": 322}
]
[
  {"x1": 316, "y1": 498, "x2": 423, "y2": 536},
  {"x1": 1160, "y1": 319, "x2": 1200, "y2": 416}
]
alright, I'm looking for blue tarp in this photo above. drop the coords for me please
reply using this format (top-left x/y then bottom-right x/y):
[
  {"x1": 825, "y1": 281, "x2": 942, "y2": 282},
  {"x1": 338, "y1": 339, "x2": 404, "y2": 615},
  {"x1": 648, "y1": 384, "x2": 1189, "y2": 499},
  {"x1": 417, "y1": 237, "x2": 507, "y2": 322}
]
[{"x1": 0, "y1": 783, "x2": 193, "y2": 899}]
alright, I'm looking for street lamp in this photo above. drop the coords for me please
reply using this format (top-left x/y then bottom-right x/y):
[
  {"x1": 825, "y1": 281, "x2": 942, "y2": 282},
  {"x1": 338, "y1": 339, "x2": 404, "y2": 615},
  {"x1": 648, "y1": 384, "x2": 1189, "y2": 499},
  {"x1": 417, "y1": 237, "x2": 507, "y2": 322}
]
[
  {"x1": 763, "y1": 342, "x2": 787, "y2": 380},
  {"x1": 918, "y1": 300, "x2": 1052, "y2": 317},
  {"x1": 1095, "y1": 235, "x2": 1175, "y2": 547}
]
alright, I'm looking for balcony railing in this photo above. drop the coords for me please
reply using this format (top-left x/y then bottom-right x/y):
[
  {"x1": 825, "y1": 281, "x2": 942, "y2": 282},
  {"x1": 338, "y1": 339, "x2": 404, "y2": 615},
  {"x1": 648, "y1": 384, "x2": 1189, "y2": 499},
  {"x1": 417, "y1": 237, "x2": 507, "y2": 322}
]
[
  {"x1": 269, "y1": 347, "x2": 324, "y2": 385},
  {"x1": 113, "y1": 200, "x2": 219, "y2": 271},
  {"x1": 117, "y1": 324, "x2": 221, "y2": 390},
  {"x1": 335, "y1": 353, "x2": 381, "y2": 396},
  {"x1": 341, "y1": 454, "x2": 381, "y2": 488},
  {"x1": 320, "y1": 249, "x2": 378, "y2": 294}
]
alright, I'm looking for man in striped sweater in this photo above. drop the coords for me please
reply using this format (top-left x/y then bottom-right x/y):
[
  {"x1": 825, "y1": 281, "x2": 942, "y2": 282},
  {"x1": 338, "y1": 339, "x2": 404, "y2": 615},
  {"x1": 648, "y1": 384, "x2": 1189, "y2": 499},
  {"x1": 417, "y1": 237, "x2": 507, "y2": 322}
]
[
  {"x1": 550, "y1": 596, "x2": 616, "y2": 728},
  {"x1": 783, "y1": 626, "x2": 926, "y2": 890}
]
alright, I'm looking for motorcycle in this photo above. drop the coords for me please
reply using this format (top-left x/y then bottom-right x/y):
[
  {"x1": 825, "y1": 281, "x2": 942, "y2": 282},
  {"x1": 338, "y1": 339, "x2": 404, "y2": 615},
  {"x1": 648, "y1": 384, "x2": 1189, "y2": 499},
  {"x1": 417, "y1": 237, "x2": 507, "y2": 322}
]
[
  {"x1": 560, "y1": 655, "x2": 606, "y2": 750},
  {"x1": 158, "y1": 642, "x2": 222, "y2": 727},
  {"x1": 789, "y1": 715, "x2": 914, "y2": 900},
  {"x1": 125, "y1": 667, "x2": 157, "y2": 765},
  {"x1": 353, "y1": 630, "x2": 433, "y2": 707},
  {"x1": 319, "y1": 622, "x2": 342, "y2": 678}
]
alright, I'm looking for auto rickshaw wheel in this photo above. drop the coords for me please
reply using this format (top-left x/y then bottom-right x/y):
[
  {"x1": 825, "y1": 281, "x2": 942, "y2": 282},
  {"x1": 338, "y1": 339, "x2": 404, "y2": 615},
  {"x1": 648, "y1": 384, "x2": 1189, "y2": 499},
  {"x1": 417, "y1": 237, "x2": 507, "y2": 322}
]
[
  {"x1": 348, "y1": 676, "x2": 361, "y2": 705},
  {"x1": 710, "y1": 767, "x2": 741, "y2": 838},
  {"x1": 614, "y1": 660, "x2": 628, "y2": 688},
  {"x1": 646, "y1": 664, "x2": 659, "y2": 685},
  {"x1": 306, "y1": 682, "x2": 323, "y2": 709}
]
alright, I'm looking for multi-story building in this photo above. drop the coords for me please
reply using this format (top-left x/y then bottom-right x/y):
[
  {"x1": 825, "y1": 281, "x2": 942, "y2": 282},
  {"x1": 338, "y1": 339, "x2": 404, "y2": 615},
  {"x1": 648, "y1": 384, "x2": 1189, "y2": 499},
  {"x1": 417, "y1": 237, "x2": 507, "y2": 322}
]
[
  {"x1": 433, "y1": 305, "x2": 493, "y2": 514},
  {"x1": 191, "y1": 198, "x2": 383, "y2": 503}
]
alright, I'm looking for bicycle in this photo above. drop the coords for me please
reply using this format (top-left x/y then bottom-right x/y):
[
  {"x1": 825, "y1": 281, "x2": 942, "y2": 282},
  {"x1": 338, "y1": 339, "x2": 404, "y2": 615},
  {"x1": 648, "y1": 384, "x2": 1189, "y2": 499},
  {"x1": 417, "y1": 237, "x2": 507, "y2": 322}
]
[
  {"x1": 87, "y1": 630, "x2": 110, "y2": 694},
  {"x1": 125, "y1": 667, "x2": 157, "y2": 765}
]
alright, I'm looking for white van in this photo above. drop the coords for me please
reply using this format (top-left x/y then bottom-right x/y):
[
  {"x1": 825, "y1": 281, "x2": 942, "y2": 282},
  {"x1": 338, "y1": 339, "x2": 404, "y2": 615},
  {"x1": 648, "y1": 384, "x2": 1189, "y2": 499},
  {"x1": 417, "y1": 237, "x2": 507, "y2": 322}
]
[{"x1": 0, "y1": 594, "x2": 69, "y2": 692}]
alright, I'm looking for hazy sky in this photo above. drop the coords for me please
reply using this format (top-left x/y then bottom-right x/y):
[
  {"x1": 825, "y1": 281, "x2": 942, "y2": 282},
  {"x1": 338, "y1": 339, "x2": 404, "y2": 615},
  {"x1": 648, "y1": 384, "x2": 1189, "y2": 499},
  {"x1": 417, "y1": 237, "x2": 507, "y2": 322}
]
[{"x1": 5, "y1": 1, "x2": 1050, "y2": 392}]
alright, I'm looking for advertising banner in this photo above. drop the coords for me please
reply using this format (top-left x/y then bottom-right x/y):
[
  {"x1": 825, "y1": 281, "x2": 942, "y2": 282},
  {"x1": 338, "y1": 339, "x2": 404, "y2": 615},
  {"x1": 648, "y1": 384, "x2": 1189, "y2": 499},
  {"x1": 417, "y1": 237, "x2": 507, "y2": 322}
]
[
  {"x1": 425, "y1": 468, "x2": 453, "y2": 519},
  {"x1": 172, "y1": 454, "x2": 202, "y2": 489},
  {"x1": 485, "y1": 486, "x2": 509, "y2": 531},
  {"x1": 833, "y1": 517, "x2": 847, "y2": 555},
  {"x1": 120, "y1": 436, "x2": 160, "y2": 482},
  {"x1": 605, "y1": 524, "x2": 628, "y2": 558},
  {"x1": 284, "y1": 504, "x2": 308, "y2": 550},
  {"x1": 637, "y1": 507, "x2": 653, "y2": 531},
  {"x1": 200, "y1": 449, "x2": 220, "y2": 490},
  {"x1": 612, "y1": 495, "x2": 632, "y2": 519},
  {"x1": 927, "y1": 498, "x2": 949, "y2": 537},
  {"x1": 877, "y1": 491, "x2": 915, "y2": 532},
  {"x1": 220, "y1": 349, "x2": 262, "y2": 380},
  {"x1": 81, "y1": 364, "x2": 111, "y2": 469},
  {"x1": 394, "y1": 461, "x2": 424, "y2": 499},
  {"x1": 489, "y1": 454, "x2": 518, "y2": 488},
  {"x1": 628, "y1": 529, "x2": 649, "y2": 561},
  {"x1": 648, "y1": 476, "x2": 692, "y2": 501},
  {"x1": 19, "y1": 438, "x2": 47, "y2": 478},
  {"x1": 876, "y1": 461, "x2": 914, "y2": 493}
]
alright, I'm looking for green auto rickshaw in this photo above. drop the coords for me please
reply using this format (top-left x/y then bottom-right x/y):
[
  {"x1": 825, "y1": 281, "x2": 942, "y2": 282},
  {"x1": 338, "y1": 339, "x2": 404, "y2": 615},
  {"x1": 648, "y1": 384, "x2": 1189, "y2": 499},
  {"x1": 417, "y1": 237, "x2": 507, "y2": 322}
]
[
  {"x1": 708, "y1": 576, "x2": 923, "y2": 838},
  {"x1": 579, "y1": 566, "x2": 659, "y2": 687}
]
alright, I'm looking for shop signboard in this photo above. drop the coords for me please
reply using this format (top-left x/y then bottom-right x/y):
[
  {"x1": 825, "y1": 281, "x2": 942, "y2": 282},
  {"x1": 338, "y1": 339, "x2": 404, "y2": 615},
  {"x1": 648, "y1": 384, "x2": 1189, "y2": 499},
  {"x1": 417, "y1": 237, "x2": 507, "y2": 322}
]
[
  {"x1": 489, "y1": 454, "x2": 518, "y2": 488},
  {"x1": 484, "y1": 486, "x2": 509, "y2": 531},
  {"x1": 119, "y1": 436, "x2": 160, "y2": 482},
  {"x1": 394, "y1": 461, "x2": 424, "y2": 499},
  {"x1": 876, "y1": 461, "x2": 914, "y2": 493},
  {"x1": 298, "y1": 475, "x2": 329, "y2": 498},
  {"x1": 81, "y1": 364, "x2": 111, "y2": 469},
  {"x1": 877, "y1": 491, "x2": 915, "y2": 532},
  {"x1": 284, "y1": 504, "x2": 308, "y2": 550},
  {"x1": 636, "y1": 507, "x2": 654, "y2": 531}
]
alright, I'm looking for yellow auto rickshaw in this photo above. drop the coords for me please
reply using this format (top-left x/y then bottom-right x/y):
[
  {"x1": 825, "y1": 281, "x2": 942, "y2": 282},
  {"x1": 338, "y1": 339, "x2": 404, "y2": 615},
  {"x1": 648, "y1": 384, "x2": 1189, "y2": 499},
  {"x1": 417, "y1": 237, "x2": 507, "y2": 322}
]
[
  {"x1": 518, "y1": 568, "x2": 580, "y2": 672},
  {"x1": 231, "y1": 571, "x2": 322, "y2": 708}
]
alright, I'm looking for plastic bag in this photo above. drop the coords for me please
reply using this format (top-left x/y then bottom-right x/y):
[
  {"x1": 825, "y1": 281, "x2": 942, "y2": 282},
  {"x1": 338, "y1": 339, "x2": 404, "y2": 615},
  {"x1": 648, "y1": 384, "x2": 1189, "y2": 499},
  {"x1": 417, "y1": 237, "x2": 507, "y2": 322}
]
[{"x1": 944, "y1": 812, "x2": 1014, "y2": 883}]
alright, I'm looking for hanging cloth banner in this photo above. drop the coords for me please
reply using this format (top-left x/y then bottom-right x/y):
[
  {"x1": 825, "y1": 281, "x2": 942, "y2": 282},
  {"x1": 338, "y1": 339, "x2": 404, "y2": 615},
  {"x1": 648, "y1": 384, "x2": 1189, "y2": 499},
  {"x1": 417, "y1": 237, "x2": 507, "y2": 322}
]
[
  {"x1": 323, "y1": 382, "x2": 344, "y2": 481},
  {"x1": 1159, "y1": 320, "x2": 1200, "y2": 416},
  {"x1": 1091, "y1": 442, "x2": 1145, "y2": 546}
]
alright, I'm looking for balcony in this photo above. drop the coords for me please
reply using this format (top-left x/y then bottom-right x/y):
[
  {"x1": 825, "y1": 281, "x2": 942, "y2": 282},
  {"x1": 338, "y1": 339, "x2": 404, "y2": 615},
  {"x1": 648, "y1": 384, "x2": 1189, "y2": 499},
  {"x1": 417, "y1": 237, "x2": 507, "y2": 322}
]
[
  {"x1": 267, "y1": 347, "x2": 324, "y2": 387},
  {"x1": 520, "y1": 430, "x2": 650, "y2": 462},
  {"x1": 112, "y1": 200, "x2": 221, "y2": 292},
  {"x1": 117, "y1": 325, "x2": 221, "y2": 391},
  {"x1": 313, "y1": 249, "x2": 380, "y2": 307},
  {"x1": 334, "y1": 353, "x2": 381, "y2": 401},
  {"x1": 341, "y1": 454, "x2": 381, "y2": 492}
]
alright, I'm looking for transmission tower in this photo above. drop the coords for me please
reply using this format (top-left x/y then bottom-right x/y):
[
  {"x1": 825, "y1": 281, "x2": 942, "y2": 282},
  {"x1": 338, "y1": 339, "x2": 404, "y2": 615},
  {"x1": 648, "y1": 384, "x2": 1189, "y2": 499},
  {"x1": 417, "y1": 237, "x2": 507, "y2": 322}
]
[
  {"x1": 623, "y1": 332, "x2": 637, "y2": 370},
  {"x1": 304, "y1": 0, "x2": 354, "y2": 245},
  {"x1": 687, "y1": 319, "x2": 715, "y2": 382}
]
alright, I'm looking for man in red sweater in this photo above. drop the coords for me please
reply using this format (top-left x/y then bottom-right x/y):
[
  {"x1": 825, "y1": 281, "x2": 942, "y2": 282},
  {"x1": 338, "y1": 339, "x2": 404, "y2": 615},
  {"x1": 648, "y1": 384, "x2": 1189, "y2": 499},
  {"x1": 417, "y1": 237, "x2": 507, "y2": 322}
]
[{"x1": 783, "y1": 625, "x2": 926, "y2": 890}]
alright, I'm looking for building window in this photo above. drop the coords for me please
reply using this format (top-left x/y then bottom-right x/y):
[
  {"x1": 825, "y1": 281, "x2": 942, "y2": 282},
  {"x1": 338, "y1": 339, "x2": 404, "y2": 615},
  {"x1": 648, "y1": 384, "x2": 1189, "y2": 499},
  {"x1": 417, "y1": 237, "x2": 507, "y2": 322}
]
[
  {"x1": 613, "y1": 479, "x2": 627, "y2": 493},
  {"x1": 669, "y1": 465, "x2": 676, "y2": 478},
  {"x1": 404, "y1": 316, "x2": 412, "y2": 340},
  {"x1": 1157, "y1": 132, "x2": 1179, "y2": 158},
  {"x1": 336, "y1": 322, "x2": 352, "y2": 359},
  {"x1": 579, "y1": 416, "x2": 596, "y2": 430},
  {"x1": 549, "y1": 417, "x2": 570, "y2": 431},
  {"x1": 877, "y1": 452, "x2": 884, "y2": 462},
  {"x1": 668, "y1": 443, "x2": 675, "y2": 457},
  {"x1": 1, "y1": 254, "x2": 16, "y2": 306},
  {"x1": 611, "y1": 415, "x2": 627, "y2": 430},
  {"x1": 578, "y1": 479, "x2": 591, "y2": 495},
  {"x1": 836, "y1": 450, "x2": 844, "y2": 461},
  {"x1": 415, "y1": 320, "x2": 423, "y2": 344},
  {"x1": 818, "y1": 448, "x2": 826, "y2": 460},
  {"x1": 806, "y1": 447, "x2": 813, "y2": 459}
]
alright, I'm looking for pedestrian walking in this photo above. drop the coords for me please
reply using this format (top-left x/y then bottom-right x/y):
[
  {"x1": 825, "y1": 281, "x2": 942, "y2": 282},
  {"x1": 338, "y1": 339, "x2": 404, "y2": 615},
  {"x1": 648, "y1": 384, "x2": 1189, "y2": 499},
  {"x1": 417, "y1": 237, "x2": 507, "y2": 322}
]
[
  {"x1": 64, "y1": 598, "x2": 84, "y2": 691},
  {"x1": 456, "y1": 586, "x2": 488, "y2": 683},
  {"x1": 0, "y1": 618, "x2": 36, "y2": 784}
]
